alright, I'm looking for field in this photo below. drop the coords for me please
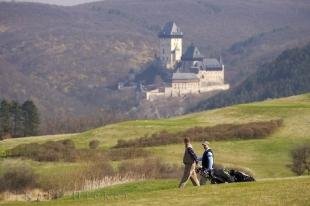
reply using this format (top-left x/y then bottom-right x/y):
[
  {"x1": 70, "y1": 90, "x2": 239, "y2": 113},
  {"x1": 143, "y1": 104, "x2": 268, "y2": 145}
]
[
  {"x1": 1, "y1": 177, "x2": 310, "y2": 206},
  {"x1": 0, "y1": 93, "x2": 309, "y2": 205}
]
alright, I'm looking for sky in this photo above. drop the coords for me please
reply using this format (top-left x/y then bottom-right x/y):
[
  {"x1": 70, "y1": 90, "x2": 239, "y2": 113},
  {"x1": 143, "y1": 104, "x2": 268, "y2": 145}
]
[{"x1": 0, "y1": 0, "x2": 103, "y2": 6}]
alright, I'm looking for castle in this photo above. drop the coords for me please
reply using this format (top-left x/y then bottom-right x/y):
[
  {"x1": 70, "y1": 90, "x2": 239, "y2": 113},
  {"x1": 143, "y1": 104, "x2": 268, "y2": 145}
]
[{"x1": 146, "y1": 21, "x2": 230, "y2": 101}]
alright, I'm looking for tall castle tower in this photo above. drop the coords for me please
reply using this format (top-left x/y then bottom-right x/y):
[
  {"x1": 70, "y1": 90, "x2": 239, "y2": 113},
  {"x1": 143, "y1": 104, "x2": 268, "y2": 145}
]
[{"x1": 158, "y1": 21, "x2": 183, "y2": 69}]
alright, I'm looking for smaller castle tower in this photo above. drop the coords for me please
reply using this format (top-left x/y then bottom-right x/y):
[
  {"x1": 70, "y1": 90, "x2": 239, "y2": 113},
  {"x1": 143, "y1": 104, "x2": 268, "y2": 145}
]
[{"x1": 158, "y1": 21, "x2": 183, "y2": 69}]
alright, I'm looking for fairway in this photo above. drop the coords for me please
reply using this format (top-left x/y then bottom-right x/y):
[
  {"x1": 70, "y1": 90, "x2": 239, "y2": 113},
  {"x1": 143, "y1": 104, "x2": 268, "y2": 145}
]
[{"x1": 2, "y1": 177, "x2": 310, "y2": 206}]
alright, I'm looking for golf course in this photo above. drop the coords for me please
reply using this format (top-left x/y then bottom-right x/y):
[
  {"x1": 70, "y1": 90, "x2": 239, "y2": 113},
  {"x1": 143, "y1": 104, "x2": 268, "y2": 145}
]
[{"x1": 0, "y1": 93, "x2": 309, "y2": 205}]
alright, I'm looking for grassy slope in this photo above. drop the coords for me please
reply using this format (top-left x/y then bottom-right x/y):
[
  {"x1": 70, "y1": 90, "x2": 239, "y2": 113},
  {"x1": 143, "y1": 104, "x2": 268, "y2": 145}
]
[
  {"x1": 0, "y1": 94, "x2": 310, "y2": 205},
  {"x1": 1, "y1": 93, "x2": 309, "y2": 150},
  {"x1": 2, "y1": 177, "x2": 310, "y2": 206},
  {"x1": 152, "y1": 94, "x2": 310, "y2": 178},
  {"x1": 0, "y1": 93, "x2": 310, "y2": 178}
]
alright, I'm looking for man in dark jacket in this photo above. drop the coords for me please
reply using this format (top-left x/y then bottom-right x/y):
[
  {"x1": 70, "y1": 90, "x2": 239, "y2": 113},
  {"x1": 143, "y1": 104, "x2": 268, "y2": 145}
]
[
  {"x1": 178, "y1": 137, "x2": 200, "y2": 188},
  {"x1": 199, "y1": 141, "x2": 214, "y2": 185}
]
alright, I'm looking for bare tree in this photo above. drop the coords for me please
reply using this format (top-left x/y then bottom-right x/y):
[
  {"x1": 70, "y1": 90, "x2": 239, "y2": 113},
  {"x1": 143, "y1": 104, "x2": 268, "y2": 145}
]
[{"x1": 291, "y1": 144, "x2": 310, "y2": 175}]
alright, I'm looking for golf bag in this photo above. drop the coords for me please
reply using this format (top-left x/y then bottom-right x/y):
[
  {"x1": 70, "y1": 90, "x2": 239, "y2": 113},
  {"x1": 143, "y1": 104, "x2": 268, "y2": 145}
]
[
  {"x1": 196, "y1": 167, "x2": 255, "y2": 184},
  {"x1": 229, "y1": 169, "x2": 255, "y2": 182}
]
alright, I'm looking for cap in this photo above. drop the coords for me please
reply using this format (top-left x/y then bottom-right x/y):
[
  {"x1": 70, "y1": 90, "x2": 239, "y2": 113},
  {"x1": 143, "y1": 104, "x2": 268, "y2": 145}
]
[{"x1": 202, "y1": 141, "x2": 210, "y2": 146}]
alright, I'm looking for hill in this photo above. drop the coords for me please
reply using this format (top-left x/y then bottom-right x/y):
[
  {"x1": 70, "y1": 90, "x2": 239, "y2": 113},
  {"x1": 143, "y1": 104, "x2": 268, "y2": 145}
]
[
  {"x1": 0, "y1": 0, "x2": 310, "y2": 132},
  {"x1": 1, "y1": 93, "x2": 309, "y2": 177},
  {"x1": 0, "y1": 94, "x2": 309, "y2": 205}
]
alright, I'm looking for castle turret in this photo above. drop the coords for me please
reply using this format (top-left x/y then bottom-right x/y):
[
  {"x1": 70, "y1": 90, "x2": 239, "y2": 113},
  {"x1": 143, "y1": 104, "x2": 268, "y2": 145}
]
[
  {"x1": 158, "y1": 21, "x2": 183, "y2": 69},
  {"x1": 180, "y1": 43, "x2": 204, "y2": 72},
  {"x1": 181, "y1": 43, "x2": 204, "y2": 61}
]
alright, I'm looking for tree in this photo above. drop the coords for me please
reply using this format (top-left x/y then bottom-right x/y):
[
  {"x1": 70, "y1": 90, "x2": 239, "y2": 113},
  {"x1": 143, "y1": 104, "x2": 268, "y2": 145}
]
[
  {"x1": 0, "y1": 100, "x2": 11, "y2": 139},
  {"x1": 0, "y1": 99, "x2": 40, "y2": 139},
  {"x1": 10, "y1": 101, "x2": 25, "y2": 138},
  {"x1": 291, "y1": 144, "x2": 310, "y2": 175},
  {"x1": 22, "y1": 100, "x2": 40, "y2": 137}
]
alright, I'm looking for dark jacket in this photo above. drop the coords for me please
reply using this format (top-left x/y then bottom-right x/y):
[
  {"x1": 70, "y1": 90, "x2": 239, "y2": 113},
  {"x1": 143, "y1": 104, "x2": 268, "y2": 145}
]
[
  {"x1": 183, "y1": 145, "x2": 198, "y2": 164},
  {"x1": 202, "y1": 148, "x2": 214, "y2": 170}
]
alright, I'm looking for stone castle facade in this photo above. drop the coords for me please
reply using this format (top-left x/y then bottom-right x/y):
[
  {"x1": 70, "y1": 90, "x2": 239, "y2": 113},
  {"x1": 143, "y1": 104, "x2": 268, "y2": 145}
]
[{"x1": 146, "y1": 21, "x2": 229, "y2": 101}]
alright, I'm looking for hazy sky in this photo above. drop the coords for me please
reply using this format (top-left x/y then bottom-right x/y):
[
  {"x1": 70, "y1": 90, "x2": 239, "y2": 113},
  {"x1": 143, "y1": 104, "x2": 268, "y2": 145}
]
[{"x1": 0, "y1": 0, "x2": 103, "y2": 6}]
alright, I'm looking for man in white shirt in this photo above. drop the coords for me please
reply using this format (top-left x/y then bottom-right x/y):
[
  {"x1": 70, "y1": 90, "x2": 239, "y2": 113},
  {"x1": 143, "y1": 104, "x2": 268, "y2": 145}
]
[{"x1": 199, "y1": 141, "x2": 214, "y2": 185}]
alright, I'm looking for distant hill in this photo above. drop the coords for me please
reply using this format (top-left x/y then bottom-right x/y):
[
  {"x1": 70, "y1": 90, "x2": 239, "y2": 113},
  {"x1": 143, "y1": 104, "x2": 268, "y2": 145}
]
[
  {"x1": 0, "y1": 0, "x2": 309, "y2": 133},
  {"x1": 192, "y1": 44, "x2": 310, "y2": 112}
]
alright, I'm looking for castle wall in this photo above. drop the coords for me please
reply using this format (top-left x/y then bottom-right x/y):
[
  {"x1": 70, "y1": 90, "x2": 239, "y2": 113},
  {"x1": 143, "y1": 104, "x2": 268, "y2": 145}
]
[
  {"x1": 199, "y1": 84, "x2": 230, "y2": 92},
  {"x1": 198, "y1": 70, "x2": 224, "y2": 86},
  {"x1": 146, "y1": 89, "x2": 166, "y2": 101},
  {"x1": 146, "y1": 81, "x2": 229, "y2": 101},
  {"x1": 172, "y1": 81, "x2": 200, "y2": 96}
]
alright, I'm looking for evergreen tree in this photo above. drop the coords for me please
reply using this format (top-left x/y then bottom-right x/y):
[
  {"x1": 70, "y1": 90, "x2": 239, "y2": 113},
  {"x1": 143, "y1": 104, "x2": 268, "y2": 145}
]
[
  {"x1": 10, "y1": 101, "x2": 24, "y2": 138},
  {"x1": 22, "y1": 100, "x2": 40, "y2": 136},
  {"x1": 0, "y1": 99, "x2": 11, "y2": 139}
]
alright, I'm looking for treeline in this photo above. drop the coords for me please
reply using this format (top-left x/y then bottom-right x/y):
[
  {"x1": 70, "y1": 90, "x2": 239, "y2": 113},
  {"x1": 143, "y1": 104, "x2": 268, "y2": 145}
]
[
  {"x1": 114, "y1": 119, "x2": 283, "y2": 148},
  {"x1": 192, "y1": 43, "x2": 310, "y2": 112},
  {"x1": 0, "y1": 99, "x2": 39, "y2": 139}
]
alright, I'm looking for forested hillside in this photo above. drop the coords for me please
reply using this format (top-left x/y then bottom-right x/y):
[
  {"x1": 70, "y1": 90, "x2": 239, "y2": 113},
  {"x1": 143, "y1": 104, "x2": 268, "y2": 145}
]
[
  {"x1": 193, "y1": 43, "x2": 310, "y2": 112},
  {"x1": 0, "y1": 0, "x2": 309, "y2": 133}
]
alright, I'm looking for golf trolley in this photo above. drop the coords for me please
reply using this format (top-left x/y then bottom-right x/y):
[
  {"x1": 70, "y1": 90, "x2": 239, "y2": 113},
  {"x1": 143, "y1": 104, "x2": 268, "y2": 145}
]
[{"x1": 196, "y1": 166, "x2": 255, "y2": 184}]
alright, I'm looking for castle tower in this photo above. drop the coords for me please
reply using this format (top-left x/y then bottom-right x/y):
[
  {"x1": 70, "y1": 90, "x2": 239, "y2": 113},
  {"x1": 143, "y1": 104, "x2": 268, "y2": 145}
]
[{"x1": 158, "y1": 21, "x2": 183, "y2": 69}]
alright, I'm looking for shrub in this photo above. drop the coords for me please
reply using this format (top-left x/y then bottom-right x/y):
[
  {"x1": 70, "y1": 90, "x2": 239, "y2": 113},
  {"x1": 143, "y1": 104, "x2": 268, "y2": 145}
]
[
  {"x1": 89, "y1": 139, "x2": 100, "y2": 149},
  {"x1": 78, "y1": 148, "x2": 106, "y2": 162},
  {"x1": 6, "y1": 139, "x2": 78, "y2": 162},
  {"x1": 0, "y1": 162, "x2": 37, "y2": 192},
  {"x1": 38, "y1": 168, "x2": 85, "y2": 197},
  {"x1": 290, "y1": 143, "x2": 310, "y2": 175},
  {"x1": 114, "y1": 120, "x2": 283, "y2": 148},
  {"x1": 118, "y1": 158, "x2": 182, "y2": 179},
  {"x1": 106, "y1": 147, "x2": 150, "y2": 161},
  {"x1": 61, "y1": 139, "x2": 75, "y2": 149},
  {"x1": 85, "y1": 161, "x2": 115, "y2": 180}
]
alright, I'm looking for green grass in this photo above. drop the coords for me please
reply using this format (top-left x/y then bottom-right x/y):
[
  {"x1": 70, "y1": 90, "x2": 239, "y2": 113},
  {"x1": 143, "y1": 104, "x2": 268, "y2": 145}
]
[
  {"x1": 0, "y1": 94, "x2": 310, "y2": 178},
  {"x1": 1, "y1": 94, "x2": 309, "y2": 151},
  {"x1": 0, "y1": 94, "x2": 310, "y2": 205},
  {"x1": 152, "y1": 137, "x2": 310, "y2": 178},
  {"x1": 2, "y1": 177, "x2": 310, "y2": 206}
]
